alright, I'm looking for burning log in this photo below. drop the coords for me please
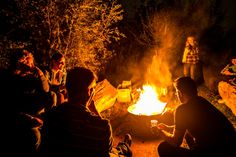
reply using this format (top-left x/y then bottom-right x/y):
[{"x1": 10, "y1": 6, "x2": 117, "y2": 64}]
[
  {"x1": 128, "y1": 84, "x2": 167, "y2": 116},
  {"x1": 113, "y1": 84, "x2": 174, "y2": 139}
]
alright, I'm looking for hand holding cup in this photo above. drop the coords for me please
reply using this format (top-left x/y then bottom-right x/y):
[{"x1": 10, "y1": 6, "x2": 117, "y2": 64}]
[
  {"x1": 151, "y1": 120, "x2": 158, "y2": 127},
  {"x1": 150, "y1": 120, "x2": 160, "y2": 136}
]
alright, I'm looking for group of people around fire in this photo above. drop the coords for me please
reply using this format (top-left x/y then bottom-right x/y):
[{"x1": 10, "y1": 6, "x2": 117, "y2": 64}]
[
  {"x1": 2, "y1": 49, "x2": 132, "y2": 157},
  {"x1": 154, "y1": 36, "x2": 236, "y2": 157},
  {"x1": 181, "y1": 35, "x2": 236, "y2": 117},
  {"x1": 1, "y1": 34, "x2": 236, "y2": 157}
]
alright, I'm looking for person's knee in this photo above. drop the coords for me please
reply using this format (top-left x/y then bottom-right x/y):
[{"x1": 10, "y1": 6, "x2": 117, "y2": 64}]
[
  {"x1": 58, "y1": 92, "x2": 66, "y2": 104},
  {"x1": 50, "y1": 91, "x2": 57, "y2": 107},
  {"x1": 158, "y1": 141, "x2": 170, "y2": 157},
  {"x1": 32, "y1": 128, "x2": 41, "y2": 150}
]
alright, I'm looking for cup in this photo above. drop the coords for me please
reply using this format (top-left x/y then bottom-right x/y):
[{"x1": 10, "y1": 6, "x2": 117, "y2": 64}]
[{"x1": 150, "y1": 120, "x2": 158, "y2": 127}]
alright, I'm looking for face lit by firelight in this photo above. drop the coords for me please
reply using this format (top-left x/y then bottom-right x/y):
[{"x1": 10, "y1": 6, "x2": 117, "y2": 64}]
[
  {"x1": 52, "y1": 57, "x2": 65, "y2": 71},
  {"x1": 19, "y1": 51, "x2": 35, "y2": 69},
  {"x1": 175, "y1": 89, "x2": 184, "y2": 103},
  {"x1": 231, "y1": 58, "x2": 236, "y2": 65},
  {"x1": 186, "y1": 36, "x2": 196, "y2": 47}
]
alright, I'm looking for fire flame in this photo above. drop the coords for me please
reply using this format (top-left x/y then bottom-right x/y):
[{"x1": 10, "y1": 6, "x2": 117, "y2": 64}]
[{"x1": 128, "y1": 85, "x2": 167, "y2": 116}]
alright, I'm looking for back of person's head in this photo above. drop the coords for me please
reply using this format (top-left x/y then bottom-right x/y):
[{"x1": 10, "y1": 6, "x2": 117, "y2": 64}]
[
  {"x1": 66, "y1": 67, "x2": 97, "y2": 97},
  {"x1": 174, "y1": 76, "x2": 197, "y2": 97}
]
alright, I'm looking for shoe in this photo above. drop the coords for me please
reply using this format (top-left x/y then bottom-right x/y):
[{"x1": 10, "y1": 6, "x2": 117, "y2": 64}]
[
  {"x1": 218, "y1": 99, "x2": 225, "y2": 104},
  {"x1": 124, "y1": 133, "x2": 132, "y2": 147},
  {"x1": 116, "y1": 133, "x2": 133, "y2": 157}
]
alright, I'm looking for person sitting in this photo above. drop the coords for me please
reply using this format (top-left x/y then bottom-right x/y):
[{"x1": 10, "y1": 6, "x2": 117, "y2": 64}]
[
  {"x1": 6, "y1": 49, "x2": 53, "y2": 157},
  {"x1": 220, "y1": 58, "x2": 236, "y2": 77},
  {"x1": 44, "y1": 51, "x2": 67, "y2": 106},
  {"x1": 151, "y1": 77, "x2": 236, "y2": 157},
  {"x1": 39, "y1": 67, "x2": 132, "y2": 157},
  {"x1": 218, "y1": 58, "x2": 236, "y2": 116}
]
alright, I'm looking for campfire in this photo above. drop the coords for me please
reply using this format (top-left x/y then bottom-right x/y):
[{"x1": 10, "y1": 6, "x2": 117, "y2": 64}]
[{"x1": 128, "y1": 84, "x2": 167, "y2": 116}]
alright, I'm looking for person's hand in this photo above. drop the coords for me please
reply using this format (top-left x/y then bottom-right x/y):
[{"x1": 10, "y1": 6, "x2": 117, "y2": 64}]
[
  {"x1": 150, "y1": 120, "x2": 162, "y2": 137},
  {"x1": 34, "y1": 66, "x2": 44, "y2": 77},
  {"x1": 150, "y1": 125, "x2": 160, "y2": 136},
  {"x1": 222, "y1": 70, "x2": 232, "y2": 75},
  {"x1": 31, "y1": 116, "x2": 43, "y2": 127},
  {"x1": 157, "y1": 123, "x2": 168, "y2": 130}
]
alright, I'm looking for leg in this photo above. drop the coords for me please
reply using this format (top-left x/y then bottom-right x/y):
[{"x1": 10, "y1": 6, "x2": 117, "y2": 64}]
[
  {"x1": 158, "y1": 141, "x2": 191, "y2": 157},
  {"x1": 32, "y1": 127, "x2": 41, "y2": 151},
  {"x1": 57, "y1": 93, "x2": 64, "y2": 105},
  {"x1": 57, "y1": 89, "x2": 68, "y2": 105},
  {"x1": 50, "y1": 91, "x2": 57, "y2": 107},
  {"x1": 183, "y1": 63, "x2": 190, "y2": 77},
  {"x1": 190, "y1": 63, "x2": 198, "y2": 81}
]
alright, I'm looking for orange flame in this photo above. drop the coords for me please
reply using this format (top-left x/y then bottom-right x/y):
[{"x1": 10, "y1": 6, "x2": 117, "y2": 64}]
[{"x1": 128, "y1": 84, "x2": 167, "y2": 116}]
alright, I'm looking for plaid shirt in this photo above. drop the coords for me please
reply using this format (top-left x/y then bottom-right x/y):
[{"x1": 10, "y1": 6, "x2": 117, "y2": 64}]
[
  {"x1": 183, "y1": 45, "x2": 200, "y2": 64},
  {"x1": 185, "y1": 46, "x2": 199, "y2": 64}
]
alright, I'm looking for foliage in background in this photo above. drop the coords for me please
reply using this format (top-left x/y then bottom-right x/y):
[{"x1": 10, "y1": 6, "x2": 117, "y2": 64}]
[
  {"x1": 135, "y1": 0, "x2": 223, "y2": 52},
  {"x1": 134, "y1": 0, "x2": 223, "y2": 83},
  {"x1": 0, "y1": 0, "x2": 124, "y2": 73},
  {"x1": 106, "y1": 0, "x2": 227, "y2": 86}
]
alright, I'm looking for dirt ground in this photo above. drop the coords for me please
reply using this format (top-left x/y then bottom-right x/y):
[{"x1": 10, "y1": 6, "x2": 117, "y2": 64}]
[
  {"x1": 110, "y1": 113, "x2": 163, "y2": 157},
  {"x1": 103, "y1": 83, "x2": 236, "y2": 157},
  {"x1": 113, "y1": 134, "x2": 161, "y2": 157}
]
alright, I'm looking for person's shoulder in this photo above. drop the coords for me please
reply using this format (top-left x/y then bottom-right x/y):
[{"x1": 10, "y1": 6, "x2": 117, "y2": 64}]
[
  {"x1": 101, "y1": 117, "x2": 111, "y2": 125},
  {"x1": 46, "y1": 102, "x2": 70, "y2": 114},
  {"x1": 100, "y1": 118, "x2": 112, "y2": 131},
  {"x1": 44, "y1": 103, "x2": 78, "y2": 121},
  {"x1": 176, "y1": 97, "x2": 203, "y2": 111},
  {"x1": 176, "y1": 103, "x2": 186, "y2": 114},
  {"x1": 90, "y1": 114, "x2": 111, "y2": 127},
  {"x1": 92, "y1": 113, "x2": 109, "y2": 122},
  {"x1": 196, "y1": 96, "x2": 211, "y2": 104}
]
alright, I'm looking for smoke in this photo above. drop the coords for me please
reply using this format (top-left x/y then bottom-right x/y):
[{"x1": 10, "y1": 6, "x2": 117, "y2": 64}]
[
  {"x1": 111, "y1": 0, "x2": 233, "y2": 91},
  {"x1": 128, "y1": 1, "x2": 228, "y2": 89},
  {"x1": 144, "y1": 10, "x2": 184, "y2": 87}
]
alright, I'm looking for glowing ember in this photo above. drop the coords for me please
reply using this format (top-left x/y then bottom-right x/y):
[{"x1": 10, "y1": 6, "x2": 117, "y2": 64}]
[{"x1": 128, "y1": 85, "x2": 167, "y2": 116}]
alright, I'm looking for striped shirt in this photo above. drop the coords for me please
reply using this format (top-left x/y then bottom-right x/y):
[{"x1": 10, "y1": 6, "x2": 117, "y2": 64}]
[{"x1": 40, "y1": 103, "x2": 114, "y2": 157}]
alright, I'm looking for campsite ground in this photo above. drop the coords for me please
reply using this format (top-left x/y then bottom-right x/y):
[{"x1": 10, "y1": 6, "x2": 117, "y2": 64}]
[{"x1": 104, "y1": 84, "x2": 236, "y2": 157}]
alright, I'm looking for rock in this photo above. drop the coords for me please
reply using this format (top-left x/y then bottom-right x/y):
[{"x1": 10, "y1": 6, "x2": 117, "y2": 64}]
[{"x1": 218, "y1": 81, "x2": 236, "y2": 116}]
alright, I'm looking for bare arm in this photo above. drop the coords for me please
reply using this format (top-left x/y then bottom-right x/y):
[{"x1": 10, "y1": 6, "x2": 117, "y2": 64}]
[
  {"x1": 35, "y1": 66, "x2": 50, "y2": 92},
  {"x1": 182, "y1": 48, "x2": 188, "y2": 63},
  {"x1": 151, "y1": 122, "x2": 185, "y2": 147}
]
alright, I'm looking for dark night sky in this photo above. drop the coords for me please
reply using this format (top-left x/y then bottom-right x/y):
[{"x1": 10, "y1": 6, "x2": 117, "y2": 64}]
[
  {"x1": 120, "y1": 0, "x2": 236, "y2": 56},
  {"x1": 221, "y1": 0, "x2": 236, "y2": 32},
  {"x1": 123, "y1": 0, "x2": 236, "y2": 31}
]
